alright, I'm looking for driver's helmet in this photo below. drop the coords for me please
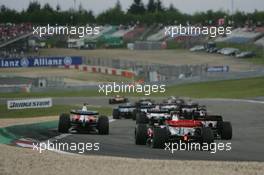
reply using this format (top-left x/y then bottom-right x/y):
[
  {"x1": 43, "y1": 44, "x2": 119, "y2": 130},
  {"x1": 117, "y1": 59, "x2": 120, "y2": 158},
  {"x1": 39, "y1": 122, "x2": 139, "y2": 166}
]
[
  {"x1": 199, "y1": 110, "x2": 206, "y2": 116},
  {"x1": 82, "y1": 103, "x2": 88, "y2": 111}
]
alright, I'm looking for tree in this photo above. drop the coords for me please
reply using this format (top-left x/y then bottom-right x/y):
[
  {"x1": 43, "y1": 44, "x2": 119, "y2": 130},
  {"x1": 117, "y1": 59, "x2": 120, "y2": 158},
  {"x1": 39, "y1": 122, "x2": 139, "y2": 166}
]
[
  {"x1": 155, "y1": 0, "x2": 164, "y2": 12},
  {"x1": 115, "y1": 0, "x2": 122, "y2": 12},
  {"x1": 128, "y1": 0, "x2": 145, "y2": 14},
  {"x1": 27, "y1": 1, "x2": 41, "y2": 13},
  {"x1": 43, "y1": 3, "x2": 54, "y2": 12},
  {"x1": 56, "y1": 4, "x2": 61, "y2": 12},
  {"x1": 147, "y1": 0, "x2": 156, "y2": 13}
]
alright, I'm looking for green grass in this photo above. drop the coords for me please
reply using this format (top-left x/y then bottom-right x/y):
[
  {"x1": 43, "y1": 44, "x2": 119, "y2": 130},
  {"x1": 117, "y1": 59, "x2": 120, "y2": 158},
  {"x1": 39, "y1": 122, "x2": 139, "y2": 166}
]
[
  {"x1": 0, "y1": 77, "x2": 264, "y2": 99},
  {"x1": 163, "y1": 77, "x2": 264, "y2": 98},
  {"x1": 0, "y1": 105, "x2": 112, "y2": 119}
]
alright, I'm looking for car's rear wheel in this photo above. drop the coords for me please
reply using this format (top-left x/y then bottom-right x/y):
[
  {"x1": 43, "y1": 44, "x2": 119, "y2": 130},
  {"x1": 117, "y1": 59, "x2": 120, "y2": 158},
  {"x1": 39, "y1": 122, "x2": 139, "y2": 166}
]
[
  {"x1": 112, "y1": 109, "x2": 120, "y2": 119},
  {"x1": 58, "y1": 113, "x2": 71, "y2": 133},
  {"x1": 135, "y1": 124, "x2": 147, "y2": 145},
  {"x1": 220, "y1": 121, "x2": 232, "y2": 140},
  {"x1": 132, "y1": 110, "x2": 137, "y2": 120},
  {"x1": 98, "y1": 116, "x2": 109, "y2": 135},
  {"x1": 136, "y1": 113, "x2": 148, "y2": 124},
  {"x1": 151, "y1": 128, "x2": 168, "y2": 149},
  {"x1": 200, "y1": 127, "x2": 214, "y2": 145},
  {"x1": 109, "y1": 99, "x2": 113, "y2": 104}
]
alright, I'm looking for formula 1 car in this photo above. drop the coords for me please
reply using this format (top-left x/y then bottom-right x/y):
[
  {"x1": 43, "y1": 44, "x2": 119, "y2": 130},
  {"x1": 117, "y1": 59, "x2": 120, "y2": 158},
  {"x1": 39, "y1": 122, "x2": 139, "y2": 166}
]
[
  {"x1": 135, "y1": 112, "x2": 214, "y2": 149},
  {"x1": 134, "y1": 98, "x2": 155, "y2": 108},
  {"x1": 132, "y1": 100, "x2": 156, "y2": 120},
  {"x1": 178, "y1": 103, "x2": 232, "y2": 140},
  {"x1": 109, "y1": 95, "x2": 128, "y2": 104},
  {"x1": 58, "y1": 104, "x2": 109, "y2": 135},
  {"x1": 191, "y1": 110, "x2": 232, "y2": 140},
  {"x1": 112, "y1": 103, "x2": 136, "y2": 119},
  {"x1": 162, "y1": 96, "x2": 185, "y2": 105},
  {"x1": 136, "y1": 108, "x2": 171, "y2": 124}
]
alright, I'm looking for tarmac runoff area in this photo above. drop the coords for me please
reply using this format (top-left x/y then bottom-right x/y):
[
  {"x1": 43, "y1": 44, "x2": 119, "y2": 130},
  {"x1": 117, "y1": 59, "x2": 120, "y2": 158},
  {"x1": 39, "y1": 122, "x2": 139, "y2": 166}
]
[{"x1": 0, "y1": 97, "x2": 264, "y2": 162}]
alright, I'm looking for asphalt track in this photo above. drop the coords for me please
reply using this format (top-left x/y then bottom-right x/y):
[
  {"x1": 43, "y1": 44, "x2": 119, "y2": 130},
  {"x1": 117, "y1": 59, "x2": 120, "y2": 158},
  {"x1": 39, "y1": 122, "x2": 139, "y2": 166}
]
[
  {"x1": 1, "y1": 97, "x2": 264, "y2": 161},
  {"x1": 51, "y1": 97, "x2": 264, "y2": 161}
]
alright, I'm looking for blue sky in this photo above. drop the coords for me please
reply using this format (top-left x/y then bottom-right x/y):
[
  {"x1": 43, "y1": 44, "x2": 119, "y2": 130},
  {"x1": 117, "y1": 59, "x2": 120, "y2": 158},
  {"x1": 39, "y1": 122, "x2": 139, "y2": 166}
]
[{"x1": 1, "y1": 0, "x2": 263, "y2": 14}]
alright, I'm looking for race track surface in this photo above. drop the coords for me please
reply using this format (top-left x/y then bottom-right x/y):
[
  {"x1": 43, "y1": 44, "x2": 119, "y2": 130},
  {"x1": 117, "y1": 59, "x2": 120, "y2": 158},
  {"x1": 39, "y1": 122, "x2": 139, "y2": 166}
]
[
  {"x1": 1, "y1": 97, "x2": 264, "y2": 161},
  {"x1": 51, "y1": 98, "x2": 264, "y2": 161}
]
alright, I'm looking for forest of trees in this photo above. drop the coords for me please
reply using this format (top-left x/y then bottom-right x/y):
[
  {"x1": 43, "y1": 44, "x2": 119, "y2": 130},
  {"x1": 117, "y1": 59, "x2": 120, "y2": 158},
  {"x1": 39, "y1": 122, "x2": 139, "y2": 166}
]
[{"x1": 0, "y1": 0, "x2": 263, "y2": 26}]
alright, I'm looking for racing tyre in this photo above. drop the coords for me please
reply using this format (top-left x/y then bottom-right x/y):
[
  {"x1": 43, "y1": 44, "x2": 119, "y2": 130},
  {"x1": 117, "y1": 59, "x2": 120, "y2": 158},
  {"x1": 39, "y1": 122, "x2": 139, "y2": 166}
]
[
  {"x1": 109, "y1": 99, "x2": 113, "y2": 104},
  {"x1": 98, "y1": 116, "x2": 109, "y2": 135},
  {"x1": 221, "y1": 121, "x2": 232, "y2": 140},
  {"x1": 136, "y1": 113, "x2": 148, "y2": 124},
  {"x1": 151, "y1": 128, "x2": 168, "y2": 149},
  {"x1": 201, "y1": 127, "x2": 214, "y2": 145},
  {"x1": 124, "y1": 98, "x2": 128, "y2": 103},
  {"x1": 135, "y1": 124, "x2": 148, "y2": 145},
  {"x1": 132, "y1": 110, "x2": 137, "y2": 120},
  {"x1": 58, "y1": 113, "x2": 71, "y2": 133},
  {"x1": 112, "y1": 109, "x2": 120, "y2": 119}
]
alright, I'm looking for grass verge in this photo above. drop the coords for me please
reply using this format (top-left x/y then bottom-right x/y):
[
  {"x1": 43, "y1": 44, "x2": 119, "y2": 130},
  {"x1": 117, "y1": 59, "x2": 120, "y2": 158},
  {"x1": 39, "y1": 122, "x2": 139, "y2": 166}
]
[{"x1": 0, "y1": 77, "x2": 264, "y2": 99}]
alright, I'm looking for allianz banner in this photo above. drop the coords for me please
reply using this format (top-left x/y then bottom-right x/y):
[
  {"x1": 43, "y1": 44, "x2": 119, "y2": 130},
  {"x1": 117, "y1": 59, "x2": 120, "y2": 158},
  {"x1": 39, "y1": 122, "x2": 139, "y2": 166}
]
[{"x1": 0, "y1": 56, "x2": 82, "y2": 68}]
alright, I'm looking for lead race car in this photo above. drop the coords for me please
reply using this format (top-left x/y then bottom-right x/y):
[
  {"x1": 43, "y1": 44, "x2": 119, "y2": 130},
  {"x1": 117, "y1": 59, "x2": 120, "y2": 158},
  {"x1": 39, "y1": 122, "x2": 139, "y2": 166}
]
[
  {"x1": 109, "y1": 95, "x2": 128, "y2": 104},
  {"x1": 58, "y1": 104, "x2": 109, "y2": 135}
]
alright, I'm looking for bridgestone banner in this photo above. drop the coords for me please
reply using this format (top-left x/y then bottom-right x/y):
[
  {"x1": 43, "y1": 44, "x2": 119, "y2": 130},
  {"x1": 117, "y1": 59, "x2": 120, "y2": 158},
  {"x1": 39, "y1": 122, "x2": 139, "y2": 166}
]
[{"x1": 7, "y1": 98, "x2": 52, "y2": 110}]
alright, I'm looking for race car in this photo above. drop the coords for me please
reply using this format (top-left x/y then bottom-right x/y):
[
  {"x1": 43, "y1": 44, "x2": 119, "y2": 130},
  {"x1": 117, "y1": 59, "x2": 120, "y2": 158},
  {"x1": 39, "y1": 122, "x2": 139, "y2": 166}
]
[
  {"x1": 135, "y1": 111, "x2": 214, "y2": 149},
  {"x1": 162, "y1": 96, "x2": 185, "y2": 105},
  {"x1": 191, "y1": 110, "x2": 232, "y2": 140},
  {"x1": 134, "y1": 98, "x2": 155, "y2": 108},
  {"x1": 160, "y1": 102, "x2": 180, "y2": 112},
  {"x1": 132, "y1": 100, "x2": 156, "y2": 120},
  {"x1": 136, "y1": 108, "x2": 171, "y2": 124},
  {"x1": 112, "y1": 103, "x2": 136, "y2": 119},
  {"x1": 109, "y1": 95, "x2": 128, "y2": 104},
  {"x1": 58, "y1": 104, "x2": 109, "y2": 135},
  {"x1": 178, "y1": 104, "x2": 232, "y2": 140}
]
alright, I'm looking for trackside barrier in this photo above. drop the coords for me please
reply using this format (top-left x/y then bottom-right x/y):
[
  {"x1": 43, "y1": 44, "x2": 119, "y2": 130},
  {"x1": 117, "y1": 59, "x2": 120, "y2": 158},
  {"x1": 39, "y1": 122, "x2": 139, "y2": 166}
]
[
  {"x1": 112, "y1": 69, "x2": 116, "y2": 75},
  {"x1": 62, "y1": 64, "x2": 136, "y2": 78}
]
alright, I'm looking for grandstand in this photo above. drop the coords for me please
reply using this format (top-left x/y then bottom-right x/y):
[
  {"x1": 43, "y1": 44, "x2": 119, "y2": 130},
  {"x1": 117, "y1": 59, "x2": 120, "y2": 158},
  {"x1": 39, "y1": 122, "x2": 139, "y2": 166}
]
[
  {"x1": 215, "y1": 27, "x2": 263, "y2": 44},
  {"x1": 0, "y1": 23, "x2": 32, "y2": 48}
]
